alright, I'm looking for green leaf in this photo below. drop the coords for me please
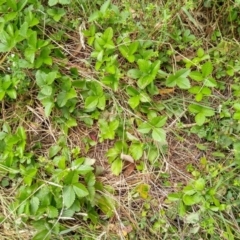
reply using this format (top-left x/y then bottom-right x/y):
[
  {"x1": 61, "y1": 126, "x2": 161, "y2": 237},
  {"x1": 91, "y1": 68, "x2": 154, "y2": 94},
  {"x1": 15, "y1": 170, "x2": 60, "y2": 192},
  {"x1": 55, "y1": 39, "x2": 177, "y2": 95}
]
[
  {"x1": 202, "y1": 61, "x2": 213, "y2": 77},
  {"x1": 6, "y1": 89, "x2": 17, "y2": 99},
  {"x1": 197, "y1": 48, "x2": 204, "y2": 58},
  {"x1": 100, "y1": 0, "x2": 111, "y2": 14},
  {"x1": 189, "y1": 71, "x2": 203, "y2": 81},
  {"x1": 168, "y1": 193, "x2": 182, "y2": 201},
  {"x1": 48, "y1": 0, "x2": 58, "y2": 6},
  {"x1": 127, "y1": 69, "x2": 141, "y2": 79},
  {"x1": 41, "y1": 85, "x2": 52, "y2": 96},
  {"x1": 183, "y1": 193, "x2": 202, "y2": 206},
  {"x1": 166, "y1": 69, "x2": 191, "y2": 89},
  {"x1": 63, "y1": 185, "x2": 75, "y2": 208},
  {"x1": 152, "y1": 128, "x2": 166, "y2": 142},
  {"x1": 195, "y1": 112, "x2": 206, "y2": 126},
  {"x1": 150, "y1": 116, "x2": 167, "y2": 128},
  {"x1": 0, "y1": 91, "x2": 5, "y2": 100},
  {"x1": 85, "y1": 96, "x2": 99, "y2": 109},
  {"x1": 44, "y1": 101, "x2": 54, "y2": 117},
  {"x1": 97, "y1": 95, "x2": 106, "y2": 110},
  {"x1": 111, "y1": 158, "x2": 123, "y2": 176},
  {"x1": 129, "y1": 41, "x2": 139, "y2": 55},
  {"x1": 47, "y1": 206, "x2": 58, "y2": 218},
  {"x1": 28, "y1": 31, "x2": 37, "y2": 49},
  {"x1": 49, "y1": 145, "x2": 61, "y2": 158},
  {"x1": 128, "y1": 95, "x2": 140, "y2": 109},
  {"x1": 138, "y1": 122, "x2": 151, "y2": 134},
  {"x1": 73, "y1": 183, "x2": 89, "y2": 198},
  {"x1": 137, "y1": 59, "x2": 151, "y2": 72},
  {"x1": 204, "y1": 77, "x2": 217, "y2": 87},
  {"x1": 59, "y1": 0, "x2": 71, "y2": 4},
  {"x1": 129, "y1": 143, "x2": 143, "y2": 160},
  {"x1": 47, "y1": 8, "x2": 66, "y2": 22},
  {"x1": 24, "y1": 48, "x2": 35, "y2": 63},
  {"x1": 194, "y1": 178, "x2": 205, "y2": 191},
  {"x1": 33, "y1": 229, "x2": 50, "y2": 240},
  {"x1": 30, "y1": 197, "x2": 39, "y2": 214},
  {"x1": 103, "y1": 27, "x2": 113, "y2": 41},
  {"x1": 7, "y1": 0, "x2": 17, "y2": 10},
  {"x1": 89, "y1": 11, "x2": 100, "y2": 22}
]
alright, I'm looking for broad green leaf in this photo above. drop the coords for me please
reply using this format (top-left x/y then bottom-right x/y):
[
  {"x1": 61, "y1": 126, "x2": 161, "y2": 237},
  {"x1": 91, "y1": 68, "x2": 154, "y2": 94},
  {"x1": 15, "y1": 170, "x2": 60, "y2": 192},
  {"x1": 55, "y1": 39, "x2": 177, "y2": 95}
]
[
  {"x1": 128, "y1": 95, "x2": 140, "y2": 109},
  {"x1": 176, "y1": 76, "x2": 191, "y2": 89},
  {"x1": 57, "y1": 91, "x2": 67, "y2": 107},
  {"x1": 179, "y1": 201, "x2": 186, "y2": 217},
  {"x1": 195, "y1": 112, "x2": 206, "y2": 126},
  {"x1": 197, "y1": 48, "x2": 204, "y2": 58},
  {"x1": 6, "y1": 89, "x2": 16, "y2": 99},
  {"x1": 85, "y1": 96, "x2": 99, "y2": 109},
  {"x1": 59, "y1": 0, "x2": 71, "y2": 4},
  {"x1": 119, "y1": 45, "x2": 128, "y2": 59},
  {"x1": 189, "y1": 71, "x2": 203, "y2": 81},
  {"x1": 23, "y1": 168, "x2": 37, "y2": 186},
  {"x1": 0, "y1": 91, "x2": 5, "y2": 100},
  {"x1": 73, "y1": 183, "x2": 89, "y2": 198},
  {"x1": 150, "y1": 116, "x2": 167, "y2": 128},
  {"x1": 195, "y1": 93, "x2": 203, "y2": 102},
  {"x1": 183, "y1": 193, "x2": 202, "y2": 206},
  {"x1": 189, "y1": 86, "x2": 201, "y2": 94},
  {"x1": 201, "y1": 87, "x2": 211, "y2": 95},
  {"x1": 106, "y1": 147, "x2": 120, "y2": 162},
  {"x1": 46, "y1": 71, "x2": 57, "y2": 85},
  {"x1": 202, "y1": 61, "x2": 213, "y2": 77},
  {"x1": 47, "y1": 206, "x2": 58, "y2": 218},
  {"x1": 137, "y1": 59, "x2": 151, "y2": 72},
  {"x1": 139, "y1": 92, "x2": 151, "y2": 102},
  {"x1": 24, "y1": 48, "x2": 35, "y2": 63},
  {"x1": 137, "y1": 75, "x2": 153, "y2": 89},
  {"x1": 127, "y1": 69, "x2": 141, "y2": 79},
  {"x1": 166, "y1": 69, "x2": 190, "y2": 89},
  {"x1": 49, "y1": 145, "x2": 61, "y2": 158},
  {"x1": 129, "y1": 143, "x2": 143, "y2": 160},
  {"x1": 188, "y1": 104, "x2": 202, "y2": 113},
  {"x1": 129, "y1": 41, "x2": 139, "y2": 55},
  {"x1": 30, "y1": 197, "x2": 39, "y2": 214},
  {"x1": 19, "y1": 22, "x2": 29, "y2": 38},
  {"x1": 48, "y1": 0, "x2": 58, "y2": 6},
  {"x1": 202, "y1": 107, "x2": 215, "y2": 116},
  {"x1": 44, "y1": 101, "x2": 54, "y2": 117},
  {"x1": 204, "y1": 77, "x2": 217, "y2": 87},
  {"x1": 33, "y1": 229, "x2": 50, "y2": 240},
  {"x1": 28, "y1": 31, "x2": 37, "y2": 49},
  {"x1": 75, "y1": 165, "x2": 93, "y2": 175},
  {"x1": 88, "y1": 11, "x2": 100, "y2": 22},
  {"x1": 41, "y1": 85, "x2": 52, "y2": 96},
  {"x1": 103, "y1": 27, "x2": 113, "y2": 41},
  {"x1": 100, "y1": 0, "x2": 111, "y2": 14},
  {"x1": 109, "y1": 120, "x2": 119, "y2": 131},
  {"x1": 194, "y1": 178, "x2": 205, "y2": 191},
  {"x1": 63, "y1": 185, "x2": 75, "y2": 208},
  {"x1": 97, "y1": 95, "x2": 106, "y2": 110},
  {"x1": 138, "y1": 122, "x2": 151, "y2": 134},
  {"x1": 168, "y1": 193, "x2": 182, "y2": 201},
  {"x1": 47, "y1": 8, "x2": 66, "y2": 22},
  {"x1": 152, "y1": 128, "x2": 166, "y2": 142},
  {"x1": 111, "y1": 158, "x2": 123, "y2": 176},
  {"x1": 7, "y1": 0, "x2": 17, "y2": 10}
]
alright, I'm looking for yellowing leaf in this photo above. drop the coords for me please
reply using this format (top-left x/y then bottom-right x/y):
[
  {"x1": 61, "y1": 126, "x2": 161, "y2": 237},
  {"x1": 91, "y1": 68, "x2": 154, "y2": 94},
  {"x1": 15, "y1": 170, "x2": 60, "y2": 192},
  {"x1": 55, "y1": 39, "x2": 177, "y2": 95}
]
[
  {"x1": 159, "y1": 88, "x2": 175, "y2": 95},
  {"x1": 136, "y1": 183, "x2": 150, "y2": 199}
]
